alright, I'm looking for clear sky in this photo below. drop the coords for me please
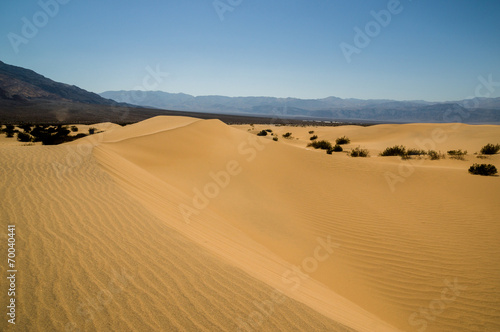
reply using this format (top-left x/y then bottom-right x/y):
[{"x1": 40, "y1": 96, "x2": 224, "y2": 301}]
[{"x1": 1, "y1": 0, "x2": 500, "y2": 101}]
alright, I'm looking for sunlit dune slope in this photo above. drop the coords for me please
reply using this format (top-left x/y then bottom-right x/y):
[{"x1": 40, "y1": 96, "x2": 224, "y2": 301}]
[
  {"x1": 95, "y1": 117, "x2": 500, "y2": 332},
  {"x1": 0, "y1": 143, "x2": 354, "y2": 332}
]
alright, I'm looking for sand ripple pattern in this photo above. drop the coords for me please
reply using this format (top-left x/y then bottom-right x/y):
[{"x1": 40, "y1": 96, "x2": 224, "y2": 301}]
[{"x1": 0, "y1": 145, "x2": 353, "y2": 331}]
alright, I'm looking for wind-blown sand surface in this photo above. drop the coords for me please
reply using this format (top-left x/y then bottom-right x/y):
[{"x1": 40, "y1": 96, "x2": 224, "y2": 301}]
[{"x1": 1, "y1": 116, "x2": 499, "y2": 331}]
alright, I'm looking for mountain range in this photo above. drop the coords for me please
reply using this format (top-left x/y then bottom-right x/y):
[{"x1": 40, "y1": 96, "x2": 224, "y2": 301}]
[
  {"x1": 1, "y1": 60, "x2": 499, "y2": 124},
  {"x1": 101, "y1": 90, "x2": 500, "y2": 124},
  {"x1": 0, "y1": 61, "x2": 308, "y2": 125}
]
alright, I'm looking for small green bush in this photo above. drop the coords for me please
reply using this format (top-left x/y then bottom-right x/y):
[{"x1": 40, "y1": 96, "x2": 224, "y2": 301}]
[
  {"x1": 380, "y1": 145, "x2": 406, "y2": 157},
  {"x1": 257, "y1": 130, "x2": 268, "y2": 136},
  {"x1": 350, "y1": 146, "x2": 369, "y2": 157},
  {"x1": 336, "y1": 136, "x2": 350, "y2": 145},
  {"x1": 333, "y1": 144, "x2": 343, "y2": 152},
  {"x1": 480, "y1": 143, "x2": 500, "y2": 155},
  {"x1": 427, "y1": 150, "x2": 445, "y2": 160},
  {"x1": 308, "y1": 130, "x2": 315, "y2": 134},
  {"x1": 468, "y1": 163, "x2": 497, "y2": 176},
  {"x1": 308, "y1": 140, "x2": 333, "y2": 150},
  {"x1": 273, "y1": 137, "x2": 278, "y2": 141},
  {"x1": 71, "y1": 125, "x2": 78, "y2": 132},
  {"x1": 17, "y1": 131, "x2": 32, "y2": 142},
  {"x1": 282, "y1": 132, "x2": 292, "y2": 139},
  {"x1": 310, "y1": 135, "x2": 318, "y2": 140},
  {"x1": 265, "y1": 129, "x2": 272, "y2": 132},
  {"x1": 447, "y1": 149, "x2": 467, "y2": 160},
  {"x1": 88, "y1": 128, "x2": 96, "y2": 135}
]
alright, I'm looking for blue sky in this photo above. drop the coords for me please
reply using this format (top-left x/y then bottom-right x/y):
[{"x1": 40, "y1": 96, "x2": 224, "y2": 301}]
[{"x1": 1, "y1": 0, "x2": 500, "y2": 101}]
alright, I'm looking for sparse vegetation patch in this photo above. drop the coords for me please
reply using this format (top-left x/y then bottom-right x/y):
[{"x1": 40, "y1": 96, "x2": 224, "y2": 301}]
[
  {"x1": 480, "y1": 143, "x2": 500, "y2": 155},
  {"x1": 17, "y1": 132, "x2": 32, "y2": 142},
  {"x1": 308, "y1": 140, "x2": 333, "y2": 150},
  {"x1": 257, "y1": 130, "x2": 268, "y2": 136},
  {"x1": 407, "y1": 149, "x2": 427, "y2": 156},
  {"x1": 336, "y1": 136, "x2": 350, "y2": 145},
  {"x1": 468, "y1": 163, "x2": 497, "y2": 176},
  {"x1": 427, "y1": 150, "x2": 445, "y2": 160},
  {"x1": 350, "y1": 146, "x2": 369, "y2": 157},
  {"x1": 447, "y1": 149, "x2": 467, "y2": 160},
  {"x1": 380, "y1": 145, "x2": 406, "y2": 157}
]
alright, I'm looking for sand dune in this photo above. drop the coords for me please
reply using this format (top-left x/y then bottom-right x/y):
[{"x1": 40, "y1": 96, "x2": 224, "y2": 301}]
[{"x1": 1, "y1": 116, "x2": 499, "y2": 331}]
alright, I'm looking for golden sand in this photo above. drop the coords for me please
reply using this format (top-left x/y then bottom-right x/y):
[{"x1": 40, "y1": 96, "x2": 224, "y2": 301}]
[{"x1": 1, "y1": 116, "x2": 499, "y2": 331}]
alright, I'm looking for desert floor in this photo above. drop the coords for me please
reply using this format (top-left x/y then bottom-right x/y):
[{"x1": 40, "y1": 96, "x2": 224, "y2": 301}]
[{"x1": 1, "y1": 116, "x2": 499, "y2": 331}]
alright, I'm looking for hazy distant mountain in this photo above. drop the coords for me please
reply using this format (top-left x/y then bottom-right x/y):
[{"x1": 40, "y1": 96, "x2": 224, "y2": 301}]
[
  {"x1": 0, "y1": 62, "x2": 316, "y2": 125},
  {"x1": 1, "y1": 60, "x2": 499, "y2": 124},
  {"x1": 101, "y1": 90, "x2": 500, "y2": 124}
]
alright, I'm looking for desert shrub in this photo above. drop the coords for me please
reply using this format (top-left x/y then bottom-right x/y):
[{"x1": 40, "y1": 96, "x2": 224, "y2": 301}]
[
  {"x1": 310, "y1": 135, "x2": 318, "y2": 140},
  {"x1": 327, "y1": 144, "x2": 343, "y2": 154},
  {"x1": 273, "y1": 137, "x2": 278, "y2": 141},
  {"x1": 28, "y1": 125, "x2": 73, "y2": 145},
  {"x1": 282, "y1": 132, "x2": 292, "y2": 139},
  {"x1": 350, "y1": 146, "x2": 369, "y2": 157},
  {"x1": 427, "y1": 150, "x2": 445, "y2": 160},
  {"x1": 480, "y1": 143, "x2": 500, "y2": 155},
  {"x1": 265, "y1": 129, "x2": 272, "y2": 132},
  {"x1": 4, "y1": 125, "x2": 15, "y2": 138},
  {"x1": 17, "y1": 131, "x2": 32, "y2": 142},
  {"x1": 380, "y1": 145, "x2": 406, "y2": 157},
  {"x1": 447, "y1": 149, "x2": 467, "y2": 160},
  {"x1": 57, "y1": 126, "x2": 71, "y2": 136},
  {"x1": 336, "y1": 136, "x2": 350, "y2": 145},
  {"x1": 308, "y1": 130, "x2": 315, "y2": 134},
  {"x1": 476, "y1": 155, "x2": 488, "y2": 159},
  {"x1": 407, "y1": 149, "x2": 427, "y2": 156},
  {"x1": 19, "y1": 124, "x2": 32, "y2": 132},
  {"x1": 71, "y1": 125, "x2": 78, "y2": 132},
  {"x1": 257, "y1": 130, "x2": 268, "y2": 136},
  {"x1": 88, "y1": 127, "x2": 96, "y2": 135},
  {"x1": 308, "y1": 140, "x2": 333, "y2": 150},
  {"x1": 74, "y1": 133, "x2": 87, "y2": 138},
  {"x1": 468, "y1": 163, "x2": 497, "y2": 176}
]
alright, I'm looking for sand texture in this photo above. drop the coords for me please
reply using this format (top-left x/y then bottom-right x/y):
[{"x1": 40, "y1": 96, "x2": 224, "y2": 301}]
[{"x1": 1, "y1": 116, "x2": 499, "y2": 331}]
